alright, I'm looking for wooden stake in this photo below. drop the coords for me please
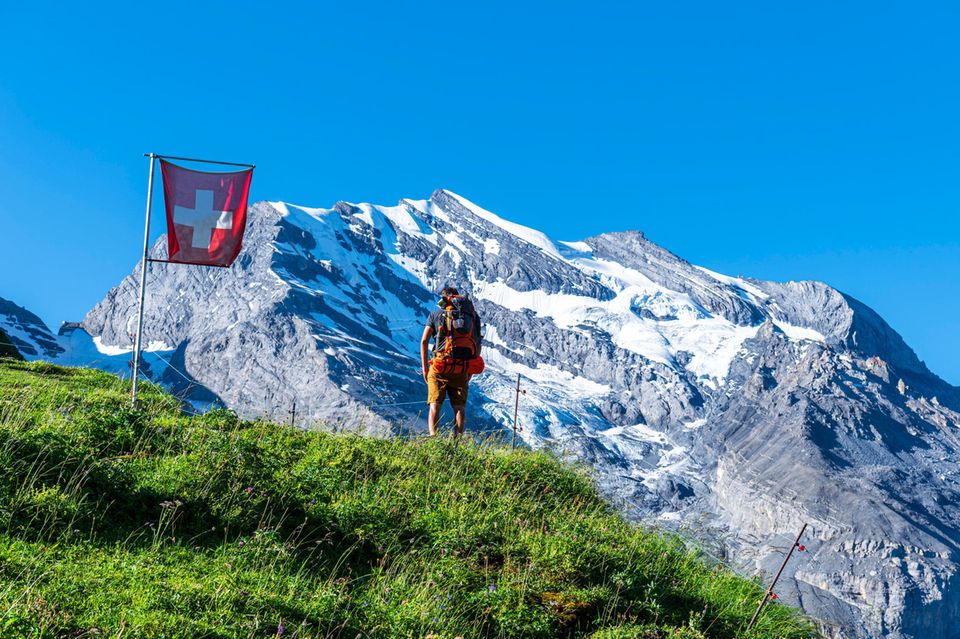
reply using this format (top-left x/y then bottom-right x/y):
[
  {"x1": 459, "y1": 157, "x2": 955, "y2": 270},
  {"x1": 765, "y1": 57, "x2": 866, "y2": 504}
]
[
  {"x1": 512, "y1": 373, "x2": 521, "y2": 448},
  {"x1": 746, "y1": 522, "x2": 808, "y2": 632}
]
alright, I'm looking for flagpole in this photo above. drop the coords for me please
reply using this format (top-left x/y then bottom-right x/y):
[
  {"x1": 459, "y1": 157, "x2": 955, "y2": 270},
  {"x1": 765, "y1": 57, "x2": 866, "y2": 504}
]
[{"x1": 131, "y1": 153, "x2": 157, "y2": 408}]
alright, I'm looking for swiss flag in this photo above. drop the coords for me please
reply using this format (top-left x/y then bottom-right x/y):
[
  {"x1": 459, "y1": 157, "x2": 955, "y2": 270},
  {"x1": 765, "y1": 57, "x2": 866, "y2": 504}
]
[{"x1": 160, "y1": 160, "x2": 254, "y2": 267}]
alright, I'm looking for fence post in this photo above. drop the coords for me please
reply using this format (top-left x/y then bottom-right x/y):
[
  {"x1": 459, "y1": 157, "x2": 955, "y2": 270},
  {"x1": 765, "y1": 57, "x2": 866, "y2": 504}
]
[
  {"x1": 746, "y1": 522, "x2": 808, "y2": 632},
  {"x1": 512, "y1": 373, "x2": 522, "y2": 448}
]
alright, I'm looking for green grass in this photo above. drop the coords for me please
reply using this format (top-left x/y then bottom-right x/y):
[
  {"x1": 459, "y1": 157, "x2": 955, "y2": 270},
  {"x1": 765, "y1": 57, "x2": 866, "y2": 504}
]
[{"x1": 0, "y1": 359, "x2": 817, "y2": 638}]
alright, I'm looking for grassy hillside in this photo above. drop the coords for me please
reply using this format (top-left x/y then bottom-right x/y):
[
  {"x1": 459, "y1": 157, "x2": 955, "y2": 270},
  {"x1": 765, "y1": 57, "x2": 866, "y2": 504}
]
[{"x1": 0, "y1": 359, "x2": 815, "y2": 639}]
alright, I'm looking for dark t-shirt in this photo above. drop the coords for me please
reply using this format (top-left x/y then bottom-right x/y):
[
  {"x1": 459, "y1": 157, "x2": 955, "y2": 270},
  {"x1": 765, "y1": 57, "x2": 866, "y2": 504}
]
[{"x1": 425, "y1": 309, "x2": 449, "y2": 354}]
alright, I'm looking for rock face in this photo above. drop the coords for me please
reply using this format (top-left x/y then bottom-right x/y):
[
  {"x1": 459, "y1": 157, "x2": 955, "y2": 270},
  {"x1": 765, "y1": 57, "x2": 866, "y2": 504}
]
[
  {"x1": 63, "y1": 189, "x2": 959, "y2": 638},
  {"x1": 0, "y1": 296, "x2": 62, "y2": 359}
]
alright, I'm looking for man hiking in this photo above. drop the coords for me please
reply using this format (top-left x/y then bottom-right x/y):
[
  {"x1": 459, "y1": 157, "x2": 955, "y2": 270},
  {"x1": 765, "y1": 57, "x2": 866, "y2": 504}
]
[{"x1": 420, "y1": 287, "x2": 483, "y2": 436}]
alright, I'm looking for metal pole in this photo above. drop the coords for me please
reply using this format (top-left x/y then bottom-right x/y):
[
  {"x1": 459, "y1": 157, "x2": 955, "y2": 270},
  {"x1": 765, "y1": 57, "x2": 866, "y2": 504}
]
[
  {"x1": 131, "y1": 153, "x2": 157, "y2": 408},
  {"x1": 512, "y1": 373, "x2": 521, "y2": 449},
  {"x1": 746, "y1": 522, "x2": 808, "y2": 631}
]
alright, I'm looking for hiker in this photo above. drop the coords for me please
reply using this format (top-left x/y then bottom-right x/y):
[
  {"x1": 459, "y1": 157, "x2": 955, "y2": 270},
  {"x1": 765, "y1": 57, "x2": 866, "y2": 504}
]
[{"x1": 420, "y1": 287, "x2": 484, "y2": 436}]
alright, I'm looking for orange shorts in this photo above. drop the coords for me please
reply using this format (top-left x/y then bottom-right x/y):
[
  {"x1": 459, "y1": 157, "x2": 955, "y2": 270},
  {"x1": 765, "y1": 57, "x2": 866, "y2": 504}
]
[{"x1": 427, "y1": 369, "x2": 470, "y2": 407}]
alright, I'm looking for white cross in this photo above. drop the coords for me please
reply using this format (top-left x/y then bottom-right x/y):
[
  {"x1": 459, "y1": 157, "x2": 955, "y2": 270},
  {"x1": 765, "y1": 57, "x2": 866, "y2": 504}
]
[{"x1": 173, "y1": 190, "x2": 234, "y2": 249}]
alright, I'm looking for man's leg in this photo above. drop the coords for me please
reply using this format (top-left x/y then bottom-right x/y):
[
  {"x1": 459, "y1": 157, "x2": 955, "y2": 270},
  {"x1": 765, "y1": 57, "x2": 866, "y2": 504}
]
[
  {"x1": 449, "y1": 374, "x2": 469, "y2": 438},
  {"x1": 426, "y1": 369, "x2": 445, "y2": 436},
  {"x1": 428, "y1": 402, "x2": 442, "y2": 436},
  {"x1": 452, "y1": 404, "x2": 466, "y2": 437}
]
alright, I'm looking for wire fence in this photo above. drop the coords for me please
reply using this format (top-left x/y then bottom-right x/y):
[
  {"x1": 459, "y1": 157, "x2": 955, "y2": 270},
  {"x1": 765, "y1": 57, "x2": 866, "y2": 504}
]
[
  {"x1": 132, "y1": 350, "x2": 522, "y2": 440},
  {"x1": 149, "y1": 350, "x2": 197, "y2": 386},
  {"x1": 368, "y1": 400, "x2": 427, "y2": 408}
]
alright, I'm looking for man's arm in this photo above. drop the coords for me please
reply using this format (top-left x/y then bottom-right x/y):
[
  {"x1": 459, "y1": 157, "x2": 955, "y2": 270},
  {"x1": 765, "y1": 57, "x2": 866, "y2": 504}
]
[
  {"x1": 474, "y1": 311, "x2": 482, "y2": 357},
  {"x1": 420, "y1": 325, "x2": 434, "y2": 382}
]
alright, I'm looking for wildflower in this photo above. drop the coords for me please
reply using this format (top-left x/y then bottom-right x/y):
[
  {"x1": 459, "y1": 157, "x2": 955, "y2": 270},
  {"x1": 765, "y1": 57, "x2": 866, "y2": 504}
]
[
  {"x1": 385, "y1": 587, "x2": 391, "y2": 593},
  {"x1": 238, "y1": 540, "x2": 245, "y2": 547},
  {"x1": 441, "y1": 547, "x2": 446, "y2": 556},
  {"x1": 447, "y1": 594, "x2": 453, "y2": 600},
  {"x1": 276, "y1": 620, "x2": 284, "y2": 636},
  {"x1": 489, "y1": 585, "x2": 497, "y2": 592},
  {"x1": 246, "y1": 486, "x2": 254, "y2": 495},
  {"x1": 433, "y1": 617, "x2": 439, "y2": 623}
]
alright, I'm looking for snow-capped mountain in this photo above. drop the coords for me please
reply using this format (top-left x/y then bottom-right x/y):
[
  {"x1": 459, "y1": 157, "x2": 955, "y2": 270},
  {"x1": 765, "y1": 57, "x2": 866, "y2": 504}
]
[
  {"x1": 0, "y1": 296, "x2": 63, "y2": 360},
  {"x1": 43, "y1": 190, "x2": 960, "y2": 638}
]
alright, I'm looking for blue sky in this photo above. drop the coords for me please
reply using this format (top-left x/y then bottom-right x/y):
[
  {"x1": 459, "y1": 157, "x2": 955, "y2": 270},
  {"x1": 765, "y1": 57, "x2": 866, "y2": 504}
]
[{"x1": 1, "y1": 1, "x2": 957, "y2": 383}]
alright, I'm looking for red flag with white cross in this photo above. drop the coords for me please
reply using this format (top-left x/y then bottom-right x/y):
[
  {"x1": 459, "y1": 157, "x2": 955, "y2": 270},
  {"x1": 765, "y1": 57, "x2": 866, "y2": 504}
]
[{"x1": 160, "y1": 160, "x2": 254, "y2": 267}]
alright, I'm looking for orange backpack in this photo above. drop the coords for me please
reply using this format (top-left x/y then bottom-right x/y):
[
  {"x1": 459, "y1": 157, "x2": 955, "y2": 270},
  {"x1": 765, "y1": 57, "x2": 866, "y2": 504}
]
[{"x1": 431, "y1": 295, "x2": 485, "y2": 375}]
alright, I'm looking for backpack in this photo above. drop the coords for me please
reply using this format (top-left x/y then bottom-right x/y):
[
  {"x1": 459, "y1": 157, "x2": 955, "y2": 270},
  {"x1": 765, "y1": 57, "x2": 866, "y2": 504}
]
[{"x1": 432, "y1": 295, "x2": 485, "y2": 375}]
